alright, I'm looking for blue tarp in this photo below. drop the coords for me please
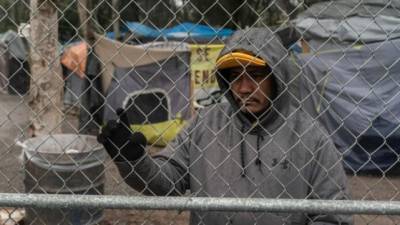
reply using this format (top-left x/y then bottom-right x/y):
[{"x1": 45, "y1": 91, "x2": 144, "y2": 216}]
[
  {"x1": 122, "y1": 22, "x2": 233, "y2": 41},
  {"x1": 106, "y1": 32, "x2": 121, "y2": 40},
  {"x1": 123, "y1": 22, "x2": 161, "y2": 38},
  {"x1": 163, "y1": 22, "x2": 233, "y2": 40}
]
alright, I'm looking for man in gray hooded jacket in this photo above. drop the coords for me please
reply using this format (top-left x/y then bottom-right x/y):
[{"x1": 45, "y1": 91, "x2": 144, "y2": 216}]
[{"x1": 98, "y1": 28, "x2": 353, "y2": 225}]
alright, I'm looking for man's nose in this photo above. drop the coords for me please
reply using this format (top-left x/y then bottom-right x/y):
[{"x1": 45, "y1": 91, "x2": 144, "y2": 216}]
[{"x1": 237, "y1": 75, "x2": 257, "y2": 93}]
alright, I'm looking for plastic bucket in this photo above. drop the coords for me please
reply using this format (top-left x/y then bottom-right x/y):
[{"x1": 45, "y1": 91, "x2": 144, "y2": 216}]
[{"x1": 21, "y1": 134, "x2": 106, "y2": 225}]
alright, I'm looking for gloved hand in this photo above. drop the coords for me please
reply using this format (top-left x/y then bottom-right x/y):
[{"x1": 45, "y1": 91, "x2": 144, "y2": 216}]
[{"x1": 97, "y1": 108, "x2": 147, "y2": 162}]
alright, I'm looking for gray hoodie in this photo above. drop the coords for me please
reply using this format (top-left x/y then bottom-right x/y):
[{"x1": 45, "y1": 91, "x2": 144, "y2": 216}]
[{"x1": 115, "y1": 28, "x2": 353, "y2": 225}]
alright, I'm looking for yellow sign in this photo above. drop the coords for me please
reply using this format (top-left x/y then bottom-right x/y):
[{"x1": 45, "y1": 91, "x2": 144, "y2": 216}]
[
  {"x1": 190, "y1": 44, "x2": 224, "y2": 89},
  {"x1": 190, "y1": 44, "x2": 226, "y2": 108}
]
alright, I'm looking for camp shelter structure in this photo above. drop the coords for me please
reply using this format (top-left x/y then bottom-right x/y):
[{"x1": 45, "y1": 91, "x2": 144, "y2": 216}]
[
  {"x1": 293, "y1": 0, "x2": 400, "y2": 173},
  {"x1": 122, "y1": 22, "x2": 233, "y2": 44},
  {"x1": 296, "y1": 38, "x2": 400, "y2": 173},
  {"x1": 0, "y1": 30, "x2": 30, "y2": 95},
  {"x1": 95, "y1": 35, "x2": 191, "y2": 146},
  {"x1": 293, "y1": 0, "x2": 400, "y2": 53}
]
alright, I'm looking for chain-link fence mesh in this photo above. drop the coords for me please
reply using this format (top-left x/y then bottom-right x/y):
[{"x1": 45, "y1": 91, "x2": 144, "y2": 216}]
[{"x1": 0, "y1": 0, "x2": 400, "y2": 224}]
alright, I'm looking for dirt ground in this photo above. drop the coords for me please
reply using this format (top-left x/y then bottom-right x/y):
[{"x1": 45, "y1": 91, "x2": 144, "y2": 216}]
[{"x1": 1, "y1": 92, "x2": 400, "y2": 225}]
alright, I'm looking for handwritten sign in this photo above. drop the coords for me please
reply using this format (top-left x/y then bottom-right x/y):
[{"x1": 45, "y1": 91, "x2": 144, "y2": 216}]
[{"x1": 190, "y1": 44, "x2": 225, "y2": 108}]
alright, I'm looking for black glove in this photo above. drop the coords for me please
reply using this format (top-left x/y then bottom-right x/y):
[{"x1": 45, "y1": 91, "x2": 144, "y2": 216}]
[{"x1": 97, "y1": 108, "x2": 147, "y2": 162}]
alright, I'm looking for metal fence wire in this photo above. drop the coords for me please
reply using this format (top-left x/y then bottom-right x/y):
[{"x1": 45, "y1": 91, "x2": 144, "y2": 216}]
[{"x1": 0, "y1": 0, "x2": 400, "y2": 224}]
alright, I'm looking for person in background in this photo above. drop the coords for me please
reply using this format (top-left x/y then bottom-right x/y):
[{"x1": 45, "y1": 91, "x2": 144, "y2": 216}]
[{"x1": 98, "y1": 28, "x2": 353, "y2": 225}]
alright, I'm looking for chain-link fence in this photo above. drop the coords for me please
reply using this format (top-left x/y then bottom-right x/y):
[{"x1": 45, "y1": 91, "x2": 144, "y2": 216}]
[{"x1": 0, "y1": 0, "x2": 400, "y2": 224}]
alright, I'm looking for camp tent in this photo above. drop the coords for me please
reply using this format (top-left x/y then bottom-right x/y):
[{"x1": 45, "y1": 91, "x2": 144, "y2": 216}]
[
  {"x1": 95, "y1": 35, "x2": 191, "y2": 146},
  {"x1": 297, "y1": 39, "x2": 400, "y2": 173},
  {"x1": 69, "y1": 22, "x2": 234, "y2": 136},
  {"x1": 0, "y1": 30, "x2": 30, "y2": 95},
  {"x1": 294, "y1": 0, "x2": 400, "y2": 52},
  {"x1": 109, "y1": 22, "x2": 234, "y2": 109},
  {"x1": 294, "y1": 0, "x2": 400, "y2": 173}
]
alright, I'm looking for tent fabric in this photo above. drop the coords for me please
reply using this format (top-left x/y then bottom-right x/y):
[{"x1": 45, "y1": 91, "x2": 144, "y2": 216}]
[
  {"x1": 7, "y1": 56, "x2": 30, "y2": 95},
  {"x1": 123, "y1": 90, "x2": 170, "y2": 124},
  {"x1": 162, "y1": 22, "x2": 233, "y2": 41},
  {"x1": 294, "y1": 0, "x2": 400, "y2": 44},
  {"x1": 124, "y1": 22, "x2": 162, "y2": 39},
  {"x1": 140, "y1": 41, "x2": 190, "y2": 51},
  {"x1": 296, "y1": 38, "x2": 400, "y2": 172},
  {"x1": 0, "y1": 30, "x2": 28, "y2": 60},
  {"x1": 94, "y1": 34, "x2": 189, "y2": 91},
  {"x1": 122, "y1": 87, "x2": 187, "y2": 146},
  {"x1": 63, "y1": 67, "x2": 84, "y2": 107},
  {"x1": 297, "y1": 0, "x2": 400, "y2": 20},
  {"x1": 301, "y1": 39, "x2": 362, "y2": 54},
  {"x1": 294, "y1": 16, "x2": 400, "y2": 43},
  {"x1": 0, "y1": 30, "x2": 30, "y2": 95},
  {"x1": 103, "y1": 54, "x2": 191, "y2": 122},
  {"x1": 95, "y1": 34, "x2": 187, "y2": 68},
  {"x1": 122, "y1": 88, "x2": 187, "y2": 146},
  {"x1": 101, "y1": 40, "x2": 191, "y2": 145}
]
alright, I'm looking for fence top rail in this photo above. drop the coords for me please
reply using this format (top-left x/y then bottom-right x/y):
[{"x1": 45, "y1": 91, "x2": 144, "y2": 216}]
[{"x1": 1, "y1": 193, "x2": 399, "y2": 215}]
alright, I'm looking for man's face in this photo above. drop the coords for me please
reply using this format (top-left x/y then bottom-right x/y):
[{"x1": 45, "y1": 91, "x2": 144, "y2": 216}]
[{"x1": 227, "y1": 66, "x2": 275, "y2": 115}]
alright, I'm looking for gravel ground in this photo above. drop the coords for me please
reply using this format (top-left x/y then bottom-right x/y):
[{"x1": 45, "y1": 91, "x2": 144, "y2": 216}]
[{"x1": 1, "y1": 92, "x2": 399, "y2": 225}]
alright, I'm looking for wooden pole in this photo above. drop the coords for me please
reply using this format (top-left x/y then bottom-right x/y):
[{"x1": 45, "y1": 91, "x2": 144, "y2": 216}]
[
  {"x1": 112, "y1": 0, "x2": 120, "y2": 40},
  {"x1": 77, "y1": 0, "x2": 94, "y2": 42},
  {"x1": 28, "y1": 0, "x2": 64, "y2": 136}
]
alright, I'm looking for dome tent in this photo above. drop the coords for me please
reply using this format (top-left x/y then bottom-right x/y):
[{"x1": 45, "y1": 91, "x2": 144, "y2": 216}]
[
  {"x1": 96, "y1": 35, "x2": 191, "y2": 146},
  {"x1": 297, "y1": 40, "x2": 400, "y2": 173},
  {"x1": 294, "y1": 0, "x2": 400, "y2": 172}
]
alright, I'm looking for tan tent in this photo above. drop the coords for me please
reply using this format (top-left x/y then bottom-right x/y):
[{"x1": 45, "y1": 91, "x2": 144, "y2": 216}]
[{"x1": 94, "y1": 34, "x2": 189, "y2": 92}]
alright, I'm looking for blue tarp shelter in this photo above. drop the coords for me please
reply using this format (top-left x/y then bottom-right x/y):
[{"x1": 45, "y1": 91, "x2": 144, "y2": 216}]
[{"x1": 121, "y1": 22, "x2": 233, "y2": 43}]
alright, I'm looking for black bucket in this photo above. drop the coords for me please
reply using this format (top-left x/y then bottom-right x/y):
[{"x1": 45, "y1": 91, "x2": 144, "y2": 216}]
[{"x1": 22, "y1": 134, "x2": 106, "y2": 225}]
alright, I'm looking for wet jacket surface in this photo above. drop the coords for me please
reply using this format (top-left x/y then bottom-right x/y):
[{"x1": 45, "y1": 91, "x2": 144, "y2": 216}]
[{"x1": 115, "y1": 28, "x2": 353, "y2": 225}]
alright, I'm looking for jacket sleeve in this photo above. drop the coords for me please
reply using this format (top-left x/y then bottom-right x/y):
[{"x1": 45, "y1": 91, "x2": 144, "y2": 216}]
[
  {"x1": 307, "y1": 135, "x2": 354, "y2": 225},
  {"x1": 113, "y1": 114, "x2": 200, "y2": 196}
]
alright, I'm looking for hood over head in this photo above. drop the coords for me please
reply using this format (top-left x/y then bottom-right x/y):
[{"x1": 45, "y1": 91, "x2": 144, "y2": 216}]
[{"x1": 215, "y1": 28, "x2": 300, "y2": 133}]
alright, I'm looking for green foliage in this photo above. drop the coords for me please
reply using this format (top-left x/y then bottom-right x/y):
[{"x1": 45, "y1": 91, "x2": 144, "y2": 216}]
[
  {"x1": 0, "y1": 0, "x2": 80, "y2": 43},
  {"x1": 0, "y1": 0, "x2": 29, "y2": 33},
  {"x1": 92, "y1": 0, "x2": 293, "y2": 31},
  {"x1": 0, "y1": 0, "x2": 318, "y2": 42},
  {"x1": 58, "y1": 0, "x2": 80, "y2": 43}
]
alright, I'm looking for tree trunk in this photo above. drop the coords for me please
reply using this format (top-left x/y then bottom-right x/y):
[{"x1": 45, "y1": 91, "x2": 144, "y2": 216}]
[
  {"x1": 28, "y1": 0, "x2": 64, "y2": 136},
  {"x1": 77, "y1": 0, "x2": 95, "y2": 42},
  {"x1": 112, "y1": 0, "x2": 120, "y2": 40}
]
